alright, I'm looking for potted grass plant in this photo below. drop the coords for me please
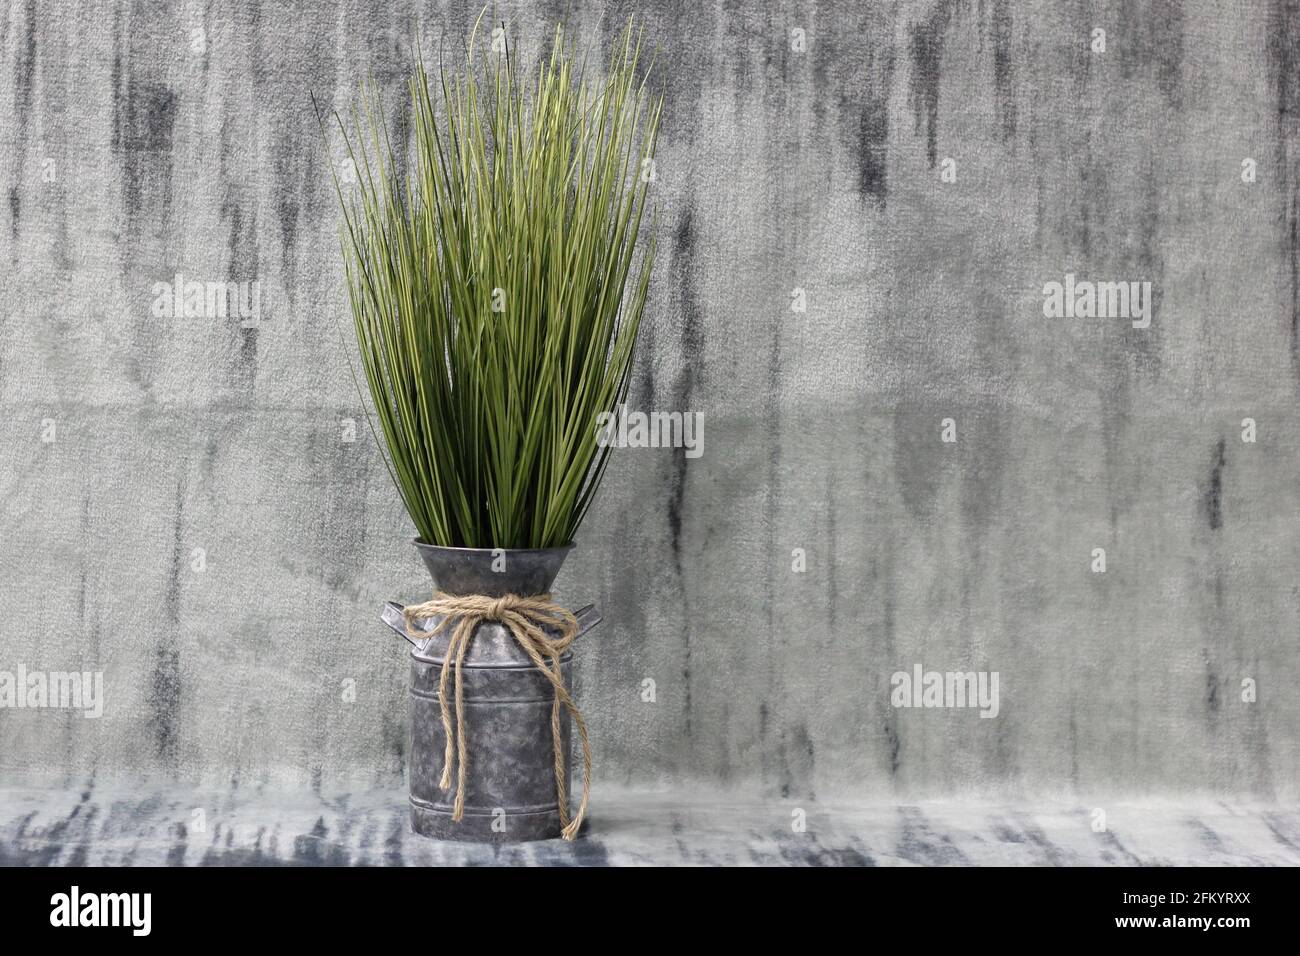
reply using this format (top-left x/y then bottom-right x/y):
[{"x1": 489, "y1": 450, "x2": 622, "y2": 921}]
[{"x1": 329, "y1": 19, "x2": 661, "y2": 842}]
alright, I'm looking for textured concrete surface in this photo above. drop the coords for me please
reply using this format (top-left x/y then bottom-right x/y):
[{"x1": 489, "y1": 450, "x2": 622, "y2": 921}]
[
  {"x1": 2, "y1": 785, "x2": 1297, "y2": 866},
  {"x1": 1, "y1": 0, "x2": 1298, "y2": 811}
]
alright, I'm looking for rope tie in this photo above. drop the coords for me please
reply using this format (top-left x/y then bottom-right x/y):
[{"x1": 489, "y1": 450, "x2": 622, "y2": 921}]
[{"x1": 403, "y1": 592, "x2": 591, "y2": 841}]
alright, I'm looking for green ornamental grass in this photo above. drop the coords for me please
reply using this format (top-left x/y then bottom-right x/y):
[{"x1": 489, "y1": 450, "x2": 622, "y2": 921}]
[{"x1": 331, "y1": 20, "x2": 662, "y2": 549}]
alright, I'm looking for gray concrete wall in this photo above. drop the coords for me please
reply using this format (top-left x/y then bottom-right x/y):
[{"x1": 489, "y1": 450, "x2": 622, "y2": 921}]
[{"x1": 1, "y1": 0, "x2": 1296, "y2": 801}]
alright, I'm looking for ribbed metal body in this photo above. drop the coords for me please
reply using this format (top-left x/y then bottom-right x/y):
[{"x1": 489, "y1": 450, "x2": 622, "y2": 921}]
[{"x1": 380, "y1": 543, "x2": 600, "y2": 842}]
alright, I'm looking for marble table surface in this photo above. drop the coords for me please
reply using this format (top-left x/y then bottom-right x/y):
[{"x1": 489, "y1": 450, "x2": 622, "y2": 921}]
[{"x1": 1, "y1": 785, "x2": 1296, "y2": 866}]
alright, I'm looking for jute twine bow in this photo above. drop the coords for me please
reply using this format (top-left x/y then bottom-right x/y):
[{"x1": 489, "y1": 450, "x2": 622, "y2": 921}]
[{"x1": 403, "y1": 593, "x2": 591, "y2": 841}]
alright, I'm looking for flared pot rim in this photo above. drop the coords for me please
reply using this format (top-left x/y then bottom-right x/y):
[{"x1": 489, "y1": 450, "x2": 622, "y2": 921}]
[{"x1": 412, "y1": 539, "x2": 576, "y2": 556}]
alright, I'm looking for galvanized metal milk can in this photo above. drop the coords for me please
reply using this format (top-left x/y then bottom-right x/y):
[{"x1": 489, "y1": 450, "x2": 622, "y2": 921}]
[{"x1": 381, "y1": 542, "x2": 599, "y2": 842}]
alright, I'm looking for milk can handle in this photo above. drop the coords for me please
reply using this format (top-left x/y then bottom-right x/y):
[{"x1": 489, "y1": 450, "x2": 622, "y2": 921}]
[{"x1": 381, "y1": 601, "x2": 602, "y2": 649}]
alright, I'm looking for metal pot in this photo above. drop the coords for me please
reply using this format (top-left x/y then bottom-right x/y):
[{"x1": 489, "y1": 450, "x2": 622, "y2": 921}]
[{"x1": 380, "y1": 541, "x2": 600, "y2": 842}]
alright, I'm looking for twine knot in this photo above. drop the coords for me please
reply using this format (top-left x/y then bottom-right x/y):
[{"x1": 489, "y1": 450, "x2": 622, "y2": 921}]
[{"x1": 403, "y1": 592, "x2": 591, "y2": 841}]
